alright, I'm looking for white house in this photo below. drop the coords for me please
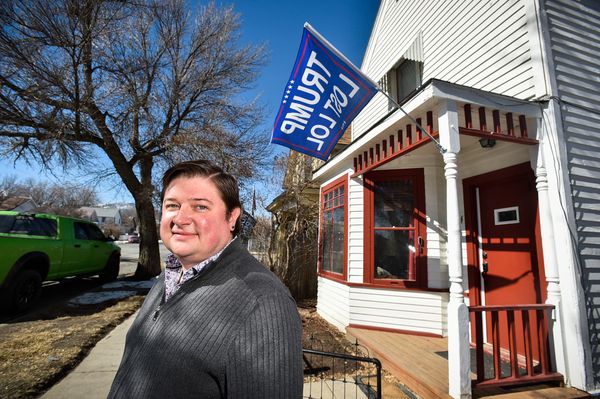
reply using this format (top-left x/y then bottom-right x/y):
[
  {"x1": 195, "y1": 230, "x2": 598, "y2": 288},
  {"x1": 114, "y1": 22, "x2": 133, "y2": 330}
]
[
  {"x1": 312, "y1": 0, "x2": 599, "y2": 397},
  {"x1": 80, "y1": 206, "x2": 123, "y2": 226}
]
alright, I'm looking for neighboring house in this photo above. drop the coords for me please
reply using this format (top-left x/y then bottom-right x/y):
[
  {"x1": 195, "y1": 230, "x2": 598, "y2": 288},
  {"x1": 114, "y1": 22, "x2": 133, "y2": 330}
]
[
  {"x1": 269, "y1": 130, "x2": 352, "y2": 300},
  {"x1": 80, "y1": 206, "x2": 123, "y2": 226},
  {"x1": 312, "y1": 0, "x2": 599, "y2": 397},
  {"x1": 268, "y1": 151, "x2": 322, "y2": 300},
  {"x1": 78, "y1": 207, "x2": 98, "y2": 223},
  {"x1": 0, "y1": 196, "x2": 37, "y2": 212}
]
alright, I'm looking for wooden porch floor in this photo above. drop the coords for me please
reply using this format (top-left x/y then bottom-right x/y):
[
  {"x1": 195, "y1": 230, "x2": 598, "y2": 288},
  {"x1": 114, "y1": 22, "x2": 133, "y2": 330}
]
[{"x1": 346, "y1": 327, "x2": 589, "y2": 399}]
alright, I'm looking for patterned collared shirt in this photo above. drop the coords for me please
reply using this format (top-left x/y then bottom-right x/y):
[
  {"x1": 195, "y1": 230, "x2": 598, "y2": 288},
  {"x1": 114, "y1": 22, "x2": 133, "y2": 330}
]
[{"x1": 163, "y1": 237, "x2": 236, "y2": 302}]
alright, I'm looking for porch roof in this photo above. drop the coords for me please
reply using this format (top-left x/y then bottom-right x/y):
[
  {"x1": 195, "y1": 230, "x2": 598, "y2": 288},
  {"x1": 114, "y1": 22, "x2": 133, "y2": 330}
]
[{"x1": 312, "y1": 79, "x2": 541, "y2": 183}]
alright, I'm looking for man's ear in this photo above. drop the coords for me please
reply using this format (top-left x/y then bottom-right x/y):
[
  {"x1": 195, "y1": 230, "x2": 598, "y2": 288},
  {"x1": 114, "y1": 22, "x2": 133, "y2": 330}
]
[{"x1": 229, "y1": 207, "x2": 241, "y2": 225}]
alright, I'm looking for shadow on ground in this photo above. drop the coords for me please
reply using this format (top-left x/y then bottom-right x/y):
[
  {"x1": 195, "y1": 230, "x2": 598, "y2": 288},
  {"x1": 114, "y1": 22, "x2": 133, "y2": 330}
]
[{"x1": 1, "y1": 277, "x2": 155, "y2": 324}]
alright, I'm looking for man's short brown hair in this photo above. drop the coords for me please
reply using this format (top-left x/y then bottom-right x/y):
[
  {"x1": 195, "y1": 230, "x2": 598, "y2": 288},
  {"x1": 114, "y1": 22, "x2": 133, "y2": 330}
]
[{"x1": 161, "y1": 160, "x2": 242, "y2": 236}]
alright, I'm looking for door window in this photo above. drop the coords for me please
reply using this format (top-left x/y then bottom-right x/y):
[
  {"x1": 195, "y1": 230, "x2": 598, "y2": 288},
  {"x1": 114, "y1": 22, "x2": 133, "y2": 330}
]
[
  {"x1": 494, "y1": 206, "x2": 519, "y2": 225},
  {"x1": 74, "y1": 222, "x2": 106, "y2": 241}
]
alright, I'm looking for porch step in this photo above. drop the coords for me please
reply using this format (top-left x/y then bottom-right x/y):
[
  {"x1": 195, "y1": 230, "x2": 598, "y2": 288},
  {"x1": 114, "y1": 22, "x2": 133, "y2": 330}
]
[{"x1": 478, "y1": 387, "x2": 590, "y2": 398}]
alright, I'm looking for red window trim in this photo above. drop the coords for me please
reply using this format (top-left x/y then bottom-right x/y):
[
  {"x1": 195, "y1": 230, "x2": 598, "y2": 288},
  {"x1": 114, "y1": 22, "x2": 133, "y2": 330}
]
[
  {"x1": 363, "y1": 168, "x2": 427, "y2": 289},
  {"x1": 318, "y1": 175, "x2": 348, "y2": 282}
]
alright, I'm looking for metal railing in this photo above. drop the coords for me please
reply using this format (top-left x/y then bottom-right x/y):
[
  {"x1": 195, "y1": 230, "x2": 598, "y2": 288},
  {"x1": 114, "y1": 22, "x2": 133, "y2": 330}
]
[{"x1": 303, "y1": 338, "x2": 382, "y2": 399}]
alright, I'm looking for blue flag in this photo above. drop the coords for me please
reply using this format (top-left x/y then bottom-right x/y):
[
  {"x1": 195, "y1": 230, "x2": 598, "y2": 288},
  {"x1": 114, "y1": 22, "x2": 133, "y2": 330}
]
[{"x1": 271, "y1": 24, "x2": 379, "y2": 160}]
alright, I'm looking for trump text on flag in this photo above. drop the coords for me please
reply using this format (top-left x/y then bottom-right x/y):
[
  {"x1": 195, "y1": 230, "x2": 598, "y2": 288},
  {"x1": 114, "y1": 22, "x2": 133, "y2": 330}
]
[{"x1": 271, "y1": 25, "x2": 377, "y2": 160}]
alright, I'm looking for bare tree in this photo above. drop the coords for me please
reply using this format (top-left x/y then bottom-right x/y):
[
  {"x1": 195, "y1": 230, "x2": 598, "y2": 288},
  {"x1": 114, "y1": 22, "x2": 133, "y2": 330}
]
[
  {"x1": 0, "y1": 0, "x2": 269, "y2": 277},
  {"x1": 0, "y1": 174, "x2": 98, "y2": 215},
  {"x1": 0, "y1": 175, "x2": 19, "y2": 199},
  {"x1": 266, "y1": 152, "x2": 320, "y2": 300}
]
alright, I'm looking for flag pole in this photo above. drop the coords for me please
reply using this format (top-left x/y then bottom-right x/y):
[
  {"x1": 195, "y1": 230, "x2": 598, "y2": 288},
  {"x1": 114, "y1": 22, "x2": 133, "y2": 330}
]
[
  {"x1": 378, "y1": 89, "x2": 446, "y2": 154},
  {"x1": 305, "y1": 22, "x2": 445, "y2": 154},
  {"x1": 304, "y1": 23, "x2": 378, "y2": 87}
]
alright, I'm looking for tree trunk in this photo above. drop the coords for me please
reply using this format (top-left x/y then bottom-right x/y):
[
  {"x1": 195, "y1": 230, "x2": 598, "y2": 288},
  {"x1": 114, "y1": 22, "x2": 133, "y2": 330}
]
[
  {"x1": 134, "y1": 194, "x2": 161, "y2": 278},
  {"x1": 133, "y1": 157, "x2": 161, "y2": 278}
]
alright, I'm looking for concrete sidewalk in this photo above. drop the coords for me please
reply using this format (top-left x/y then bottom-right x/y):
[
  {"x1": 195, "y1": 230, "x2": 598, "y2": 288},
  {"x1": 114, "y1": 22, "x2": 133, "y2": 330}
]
[
  {"x1": 41, "y1": 312, "x2": 136, "y2": 399},
  {"x1": 40, "y1": 310, "x2": 369, "y2": 399}
]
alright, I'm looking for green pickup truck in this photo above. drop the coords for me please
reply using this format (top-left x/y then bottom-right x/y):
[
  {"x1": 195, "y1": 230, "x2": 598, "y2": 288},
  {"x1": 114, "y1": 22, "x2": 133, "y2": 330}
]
[{"x1": 0, "y1": 211, "x2": 121, "y2": 312}]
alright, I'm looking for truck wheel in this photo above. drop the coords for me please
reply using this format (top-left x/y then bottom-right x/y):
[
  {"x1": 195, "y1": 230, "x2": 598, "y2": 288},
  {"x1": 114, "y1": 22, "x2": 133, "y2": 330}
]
[
  {"x1": 99, "y1": 253, "x2": 120, "y2": 283},
  {"x1": 7, "y1": 270, "x2": 42, "y2": 313}
]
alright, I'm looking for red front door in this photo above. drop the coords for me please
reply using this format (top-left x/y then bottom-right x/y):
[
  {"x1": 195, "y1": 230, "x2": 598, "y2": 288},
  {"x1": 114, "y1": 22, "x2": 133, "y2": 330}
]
[
  {"x1": 464, "y1": 163, "x2": 546, "y2": 356},
  {"x1": 479, "y1": 171, "x2": 541, "y2": 308}
]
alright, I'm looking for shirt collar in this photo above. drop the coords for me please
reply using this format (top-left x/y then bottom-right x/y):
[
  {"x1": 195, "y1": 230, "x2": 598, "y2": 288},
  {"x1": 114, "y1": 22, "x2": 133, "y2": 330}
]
[{"x1": 165, "y1": 236, "x2": 237, "y2": 272}]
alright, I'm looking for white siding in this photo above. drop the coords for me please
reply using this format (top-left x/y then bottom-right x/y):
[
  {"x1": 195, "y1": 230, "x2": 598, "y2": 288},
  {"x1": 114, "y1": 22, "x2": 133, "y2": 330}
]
[
  {"x1": 349, "y1": 287, "x2": 449, "y2": 336},
  {"x1": 316, "y1": 277, "x2": 350, "y2": 332},
  {"x1": 354, "y1": 0, "x2": 536, "y2": 140},
  {"x1": 424, "y1": 164, "x2": 449, "y2": 289},
  {"x1": 545, "y1": 0, "x2": 600, "y2": 389},
  {"x1": 347, "y1": 176, "x2": 365, "y2": 283}
]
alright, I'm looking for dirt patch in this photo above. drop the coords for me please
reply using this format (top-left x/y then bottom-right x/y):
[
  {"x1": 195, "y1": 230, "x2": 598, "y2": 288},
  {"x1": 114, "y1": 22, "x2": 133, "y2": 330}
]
[
  {"x1": 299, "y1": 299, "x2": 414, "y2": 398},
  {"x1": 0, "y1": 296, "x2": 144, "y2": 399}
]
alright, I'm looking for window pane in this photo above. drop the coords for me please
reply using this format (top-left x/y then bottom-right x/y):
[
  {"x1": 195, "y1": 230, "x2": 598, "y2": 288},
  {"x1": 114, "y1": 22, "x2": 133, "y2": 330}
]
[
  {"x1": 30, "y1": 218, "x2": 57, "y2": 237},
  {"x1": 321, "y1": 210, "x2": 333, "y2": 271},
  {"x1": 331, "y1": 207, "x2": 344, "y2": 274},
  {"x1": 74, "y1": 222, "x2": 88, "y2": 240},
  {"x1": 396, "y1": 60, "x2": 423, "y2": 101},
  {"x1": 84, "y1": 223, "x2": 106, "y2": 241},
  {"x1": 0, "y1": 215, "x2": 16, "y2": 233},
  {"x1": 374, "y1": 230, "x2": 414, "y2": 279},
  {"x1": 374, "y1": 179, "x2": 413, "y2": 227}
]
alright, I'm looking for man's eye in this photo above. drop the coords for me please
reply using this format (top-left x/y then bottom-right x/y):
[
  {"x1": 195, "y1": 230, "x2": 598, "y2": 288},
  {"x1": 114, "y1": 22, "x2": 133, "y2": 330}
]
[
  {"x1": 165, "y1": 203, "x2": 179, "y2": 210},
  {"x1": 195, "y1": 205, "x2": 208, "y2": 211}
]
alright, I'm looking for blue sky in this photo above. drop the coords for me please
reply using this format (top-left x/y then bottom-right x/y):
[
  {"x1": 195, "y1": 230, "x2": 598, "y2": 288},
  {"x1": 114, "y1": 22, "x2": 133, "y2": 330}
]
[{"x1": 0, "y1": 0, "x2": 380, "y2": 203}]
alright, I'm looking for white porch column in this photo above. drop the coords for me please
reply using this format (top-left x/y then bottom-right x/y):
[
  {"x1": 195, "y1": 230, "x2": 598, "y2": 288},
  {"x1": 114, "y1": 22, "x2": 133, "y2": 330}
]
[
  {"x1": 535, "y1": 160, "x2": 566, "y2": 376},
  {"x1": 438, "y1": 100, "x2": 471, "y2": 398}
]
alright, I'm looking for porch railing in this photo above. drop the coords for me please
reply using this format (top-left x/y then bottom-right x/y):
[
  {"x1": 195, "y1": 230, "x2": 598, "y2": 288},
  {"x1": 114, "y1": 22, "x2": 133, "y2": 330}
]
[
  {"x1": 468, "y1": 304, "x2": 563, "y2": 389},
  {"x1": 303, "y1": 344, "x2": 382, "y2": 399}
]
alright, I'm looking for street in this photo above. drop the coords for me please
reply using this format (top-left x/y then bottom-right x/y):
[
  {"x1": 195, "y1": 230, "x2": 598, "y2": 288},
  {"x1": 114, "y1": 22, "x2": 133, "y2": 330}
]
[{"x1": 118, "y1": 241, "x2": 170, "y2": 276}]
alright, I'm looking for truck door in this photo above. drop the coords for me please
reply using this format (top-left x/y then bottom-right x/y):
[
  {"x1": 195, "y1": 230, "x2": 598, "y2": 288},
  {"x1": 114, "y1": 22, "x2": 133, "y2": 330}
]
[{"x1": 61, "y1": 222, "x2": 104, "y2": 275}]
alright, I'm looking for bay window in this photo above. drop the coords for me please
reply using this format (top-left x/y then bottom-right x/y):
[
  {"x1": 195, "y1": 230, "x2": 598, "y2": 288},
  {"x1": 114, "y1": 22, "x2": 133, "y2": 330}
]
[{"x1": 319, "y1": 176, "x2": 347, "y2": 280}]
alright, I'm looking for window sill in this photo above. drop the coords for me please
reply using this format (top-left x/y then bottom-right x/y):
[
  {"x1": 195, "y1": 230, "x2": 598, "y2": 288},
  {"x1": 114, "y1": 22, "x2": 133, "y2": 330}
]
[
  {"x1": 317, "y1": 273, "x2": 448, "y2": 292},
  {"x1": 317, "y1": 271, "x2": 347, "y2": 284}
]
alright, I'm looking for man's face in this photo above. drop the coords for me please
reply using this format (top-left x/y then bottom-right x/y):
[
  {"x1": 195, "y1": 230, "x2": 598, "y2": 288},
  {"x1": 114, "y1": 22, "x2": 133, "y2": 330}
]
[{"x1": 160, "y1": 176, "x2": 240, "y2": 269}]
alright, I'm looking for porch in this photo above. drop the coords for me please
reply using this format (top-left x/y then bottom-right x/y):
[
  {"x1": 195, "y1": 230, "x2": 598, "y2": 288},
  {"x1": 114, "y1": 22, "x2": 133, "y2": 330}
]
[{"x1": 346, "y1": 326, "x2": 589, "y2": 398}]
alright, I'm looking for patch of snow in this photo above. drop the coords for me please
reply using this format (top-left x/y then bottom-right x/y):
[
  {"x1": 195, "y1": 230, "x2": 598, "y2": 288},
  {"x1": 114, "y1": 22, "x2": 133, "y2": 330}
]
[
  {"x1": 68, "y1": 290, "x2": 139, "y2": 306},
  {"x1": 101, "y1": 279, "x2": 156, "y2": 290}
]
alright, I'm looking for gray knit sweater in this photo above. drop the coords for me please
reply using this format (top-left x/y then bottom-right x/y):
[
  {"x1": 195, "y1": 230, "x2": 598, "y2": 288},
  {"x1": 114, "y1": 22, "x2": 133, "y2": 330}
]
[{"x1": 108, "y1": 239, "x2": 303, "y2": 398}]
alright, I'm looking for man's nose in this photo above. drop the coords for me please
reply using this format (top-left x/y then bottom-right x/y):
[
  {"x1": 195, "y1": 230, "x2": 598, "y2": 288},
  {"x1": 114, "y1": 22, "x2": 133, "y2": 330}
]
[{"x1": 173, "y1": 206, "x2": 192, "y2": 225}]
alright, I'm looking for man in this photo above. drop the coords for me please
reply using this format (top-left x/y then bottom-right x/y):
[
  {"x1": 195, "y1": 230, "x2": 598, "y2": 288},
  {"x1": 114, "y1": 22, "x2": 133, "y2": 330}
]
[{"x1": 108, "y1": 160, "x2": 303, "y2": 398}]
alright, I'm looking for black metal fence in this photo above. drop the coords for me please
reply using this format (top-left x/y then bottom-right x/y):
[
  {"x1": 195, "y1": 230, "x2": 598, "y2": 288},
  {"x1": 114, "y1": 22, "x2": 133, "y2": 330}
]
[{"x1": 302, "y1": 339, "x2": 382, "y2": 399}]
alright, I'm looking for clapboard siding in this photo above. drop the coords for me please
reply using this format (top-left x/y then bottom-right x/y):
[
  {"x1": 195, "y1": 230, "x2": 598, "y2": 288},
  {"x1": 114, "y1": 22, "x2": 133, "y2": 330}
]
[
  {"x1": 348, "y1": 176, "x2": 365, "y2": 283},
  {"x1": 545, "y1": 0, "x2": 600, "y2": 388},
  {"x1": 349, "y1": 287, "x2": 449, "y2": 335},
  {"x1": 424, "y1": 165, "x2": 448, "y2": 289},
  {"x1": 317, "y1": 277, "x2": 350, "y2": 331},
  {"x1": 353, "y1": 0, "x2": 535, "y2": 139}
]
